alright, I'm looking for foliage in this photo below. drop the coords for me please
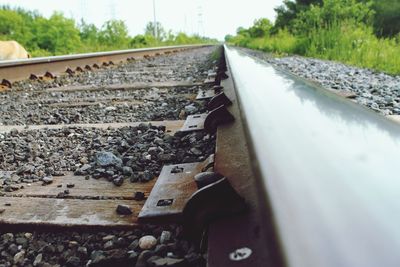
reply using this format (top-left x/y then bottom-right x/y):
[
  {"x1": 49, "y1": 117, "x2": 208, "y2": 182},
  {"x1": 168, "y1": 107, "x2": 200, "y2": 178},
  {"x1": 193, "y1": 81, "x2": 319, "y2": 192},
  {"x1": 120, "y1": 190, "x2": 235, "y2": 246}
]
[
  {"x1": 0, "y1": 6, "x2": 216, "y2": 57},
  {"x1": 247, "y1": 18, "x2": 273, "y2": 38},
  {"x1": 144, "y1": 21, "x2": 166, "y2": 41},
  {"x1": 292, "y1": 0, "x2": 374, "y2": 34},
  {"x1": 32, "y1": 12, "x2": 82, "y2": 54},
  {"x1": 274, "y1": 0, "x2": 400, "y2": 37},
  {"x1": 98, "y1": 20, "x2": 129, "y2": 47},
  {"x1": 273, "y1": 0, "x2": 323, "y2": 33},
  {"x1": 373, "y1": 0, "x2": 400, "y2": 37},
  {"x1": 227, "y1": 0, "x2": 400, "y2": 74}
]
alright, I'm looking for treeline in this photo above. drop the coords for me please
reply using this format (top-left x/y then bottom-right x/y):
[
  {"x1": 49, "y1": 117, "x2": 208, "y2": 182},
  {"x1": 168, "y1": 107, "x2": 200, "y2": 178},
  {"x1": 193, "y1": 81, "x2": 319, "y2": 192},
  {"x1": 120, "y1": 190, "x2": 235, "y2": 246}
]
[
  {"x1": 0, "y1": 6, "x2": 216, "y2": 57},
  {"x1": 226, "y1": 0, "x2": 400, "y2": 74}
]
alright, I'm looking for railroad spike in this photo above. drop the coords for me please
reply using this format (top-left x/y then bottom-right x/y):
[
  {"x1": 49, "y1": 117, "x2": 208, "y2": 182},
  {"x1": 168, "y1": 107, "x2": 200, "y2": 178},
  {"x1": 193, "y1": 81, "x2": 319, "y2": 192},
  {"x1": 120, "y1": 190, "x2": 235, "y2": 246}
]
[
  {"x1": 65, "y1": 68, "x2": 75, "y2": 76},
  {"x1": 194, "y1": 172, "x2": 223, "y2": 189},
  {"x1": 1, "y1": 79, "x2": 12, "y2": 88},
  {"x1": 44, "y1": 71, "x2": 54, "y2": 79},
  {"x1": 213, "y1": 85, "x2": 223, "y2": 94},
  {"x1": 182, "y1": 177, "x2": 246, "y2": 245},
  {"x1": 204, "y1": 105, "x2": 235, "y2": 134},
  {"x1": 207, "y1": 92, "x2": 232, "y2": 111}
]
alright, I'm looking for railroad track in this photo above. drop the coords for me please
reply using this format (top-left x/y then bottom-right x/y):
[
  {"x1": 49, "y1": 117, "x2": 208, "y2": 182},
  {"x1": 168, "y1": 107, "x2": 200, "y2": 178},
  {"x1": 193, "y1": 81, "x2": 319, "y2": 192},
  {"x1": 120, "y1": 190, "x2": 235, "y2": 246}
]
[{"x1": 1, "y1": 44, "x2": 400, "y2": 267}]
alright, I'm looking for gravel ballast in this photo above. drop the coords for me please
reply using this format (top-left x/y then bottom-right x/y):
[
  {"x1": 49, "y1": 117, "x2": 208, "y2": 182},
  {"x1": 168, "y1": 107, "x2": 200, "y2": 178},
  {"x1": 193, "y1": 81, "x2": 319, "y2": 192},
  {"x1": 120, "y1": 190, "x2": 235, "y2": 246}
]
[
  {"x1": 0, "y1": 225, "x2": 204, "y2": 267},
  {"x1": 0, "y1": 47, "x2": 218, "y2": 267},
  {"x1": 0, "y1": 125, "x2": 215, "y2": 193}
]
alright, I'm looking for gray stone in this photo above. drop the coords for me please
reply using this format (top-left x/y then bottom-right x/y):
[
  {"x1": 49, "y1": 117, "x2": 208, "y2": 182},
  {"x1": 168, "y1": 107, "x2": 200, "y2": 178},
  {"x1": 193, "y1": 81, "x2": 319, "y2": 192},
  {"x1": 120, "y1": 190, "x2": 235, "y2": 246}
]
[
  {"x1": 116, "y1": 204, "x2": 133, "y2": 215},
  {"x1": 15, "y1": 237, "x2": 27, "y2": 246},
  {"x1": 42, "y1": 176, "x2": 53, "y2": 185},
  {"x1": 150, "y1": 257, "x2": 186, "y2": 267},
  {"x1": 112, "y1": 177, "x2": 124, "y2": 186},
  {"x1": 13, "y1": 250, "x2": 25, "y2": 265},
  {"x1": 95, "y1": 152, "x2": 122, "y2": 167},
  {"x1": 66, "y1": 256, "x2": 80, "y2": 267},
  {"x1": 160, "y1": 231, "x2": 172, "y2": 244},
  {"x1": 122, "y1": 166, "x2": 133, "y2": 176},
  {"x1": 103, "y1": 240, "x2": 114, "y2": 250},
  {"x1": 90, "y1": 250, "x2": 106, "y2": 264},
  {"x1": 33, "y1": 253, "x2": 43, "y2": 266}
]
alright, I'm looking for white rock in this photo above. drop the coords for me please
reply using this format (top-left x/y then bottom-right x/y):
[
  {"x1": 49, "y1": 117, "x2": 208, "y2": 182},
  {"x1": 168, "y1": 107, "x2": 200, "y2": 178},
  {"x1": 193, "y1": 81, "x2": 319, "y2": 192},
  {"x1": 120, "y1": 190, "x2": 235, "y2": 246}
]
[
  {"x1": 33, "y1": 253, "x2": 42, "y2": 266},
  {"x1": 138, "y1": 235, "x2": 157, "y2": 250},
  {"x1": 14, "y1": 251, "x2": 25, "y2": 265}
]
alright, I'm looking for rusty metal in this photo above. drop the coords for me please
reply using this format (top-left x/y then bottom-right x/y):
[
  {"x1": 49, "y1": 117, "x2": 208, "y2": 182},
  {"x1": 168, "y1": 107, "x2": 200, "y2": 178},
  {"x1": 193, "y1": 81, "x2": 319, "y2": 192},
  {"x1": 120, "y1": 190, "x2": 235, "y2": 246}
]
[
  {"x1": 196, "y1": 89, "x2": 216, "y2": 100},
  {"x1": 207, "y1": 92, "x2": 232, "y2": 110},
  {"x1": 204, "y1": 72, "x2": 216, "y2": 85},
  {"x1": 0, "y1": 45, "x2": 210, "y2": 83},
  {"x1": 183, "y1": 177, "x2": 246, "y2": 243},
  {"x1": 138, "y1": 155, "x2": 214, "y2": 222},
  {"x1": 180, "y1": 114, "x2": 207, "y2": 132},
  {"x1": 44, "y1": 71, "x2": 54, "y2": 79},
  {"x1": 204, "y1": 105, "x2": 234, "y2": 133},
  {"x1": 65, "y1": 68, "x2": 74, "y2": 76},
  {"x1": 213, "y1": 85, "x2": 223, "y2": 94},
  {"x1": 194, "y1": 172, "x2": 223, "y2": 189},
  {"x1": 1, "y1": 79, "x2": 11, "y2": 88}
]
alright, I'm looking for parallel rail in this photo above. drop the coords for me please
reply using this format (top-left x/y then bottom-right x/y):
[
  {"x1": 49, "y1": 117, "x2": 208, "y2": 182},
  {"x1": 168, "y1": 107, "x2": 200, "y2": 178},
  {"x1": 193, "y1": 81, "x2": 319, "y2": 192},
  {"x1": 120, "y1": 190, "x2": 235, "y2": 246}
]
[{"x1": 0, "y1": 44, "x2": 209, "y2": 83}]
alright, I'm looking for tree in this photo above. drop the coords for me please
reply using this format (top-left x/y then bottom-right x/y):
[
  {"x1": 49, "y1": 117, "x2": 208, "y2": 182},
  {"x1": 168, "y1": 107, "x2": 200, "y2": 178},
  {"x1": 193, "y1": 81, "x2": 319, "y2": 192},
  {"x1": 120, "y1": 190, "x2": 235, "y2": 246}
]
[
  {"x1": 79, "y1": 20, "x2": 99, "y2": 45},
  {"x1": 292, "y1": 0, "x2": 374, "y2": 35},
  {"x1": 273, "y1": 0, "x2": 323, "y2": 32},
  {"x1": 373, "y1": 0, "x2": 400, "y2": 37},
  {"x1": 31, "y1": 12, "x2": 81, "y2": 54},
  {"x1": 99, "y1": 20, "x2": 129, "y2": 47},
  {"x1": 144, "y1": 21, "x2": 166, "y2": 41},
  {"x1": 248, "y1": 18, "x2": 273, "y2": 37}
]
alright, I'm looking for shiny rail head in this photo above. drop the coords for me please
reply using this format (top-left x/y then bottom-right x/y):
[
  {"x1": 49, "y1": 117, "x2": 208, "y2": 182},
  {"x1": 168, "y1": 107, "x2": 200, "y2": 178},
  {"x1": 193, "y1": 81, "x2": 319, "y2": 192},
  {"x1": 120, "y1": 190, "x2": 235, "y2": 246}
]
[{"x1": 224, "y1": 45, "x2": 400, "y2": 267}]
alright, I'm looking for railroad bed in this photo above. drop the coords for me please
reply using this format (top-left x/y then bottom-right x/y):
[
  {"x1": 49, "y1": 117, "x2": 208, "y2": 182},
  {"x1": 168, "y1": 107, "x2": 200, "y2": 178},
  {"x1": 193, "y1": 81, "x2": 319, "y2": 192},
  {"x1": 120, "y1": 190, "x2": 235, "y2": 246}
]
[
  {"x1": 2, "y1": 45, "x2": 400, "y2": 267},
  {"x1": 0, "y1": 46, "x2": 219, "y2": 267}
]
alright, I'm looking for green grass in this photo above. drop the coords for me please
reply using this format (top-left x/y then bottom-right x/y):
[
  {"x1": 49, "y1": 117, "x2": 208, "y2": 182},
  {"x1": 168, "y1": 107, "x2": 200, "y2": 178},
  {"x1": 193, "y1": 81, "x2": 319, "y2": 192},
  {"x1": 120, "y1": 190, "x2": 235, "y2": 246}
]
[{"x1": 230, "y1": 23, "x2": 400, "y2": 75}]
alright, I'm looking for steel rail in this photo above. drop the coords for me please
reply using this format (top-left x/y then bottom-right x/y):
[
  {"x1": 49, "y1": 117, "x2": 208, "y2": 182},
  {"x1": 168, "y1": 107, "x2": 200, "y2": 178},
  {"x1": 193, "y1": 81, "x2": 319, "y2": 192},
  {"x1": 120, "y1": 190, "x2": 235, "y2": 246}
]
[
  {"x1": 223, "y1": 45, "x2": 400, "y2": 267},
  {"x1": 0, "y1": 44, "x2": 210, "y2": 83}
]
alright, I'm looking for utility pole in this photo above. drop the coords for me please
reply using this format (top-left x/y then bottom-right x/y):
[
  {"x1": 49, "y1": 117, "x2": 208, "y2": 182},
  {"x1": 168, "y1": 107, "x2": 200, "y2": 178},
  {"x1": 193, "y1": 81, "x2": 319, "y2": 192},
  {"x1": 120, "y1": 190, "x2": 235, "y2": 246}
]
[
  {"x1": 153, "y1": 0, "x2": 158, "y2": 41},
  {"x1": 197, "y1": 5, "x2": 204, "y2": 36},
  {"x1": 81, "y1": 0, "x2": 87, "y2": 22},
  {"x1": 108, "y1": 0, "x2": 116, "y2": 20}
]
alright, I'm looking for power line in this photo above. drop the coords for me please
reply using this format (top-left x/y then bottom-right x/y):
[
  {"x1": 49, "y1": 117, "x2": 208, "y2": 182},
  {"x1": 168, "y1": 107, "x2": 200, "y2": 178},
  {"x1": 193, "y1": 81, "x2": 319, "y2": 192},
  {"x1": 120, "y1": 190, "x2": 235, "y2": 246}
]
[
  {"x1": 197, "y1": 5, "x2": 204, "y2": 36},
  {"x1": 153, "y1": 0, "x2": 158, "y2": 39},
  {"x1": 109, "y1": 0, "x2": 116, "y2": 20},
  {"x1": 80, "y1": 0, "x2": 88, "y2": 21}
]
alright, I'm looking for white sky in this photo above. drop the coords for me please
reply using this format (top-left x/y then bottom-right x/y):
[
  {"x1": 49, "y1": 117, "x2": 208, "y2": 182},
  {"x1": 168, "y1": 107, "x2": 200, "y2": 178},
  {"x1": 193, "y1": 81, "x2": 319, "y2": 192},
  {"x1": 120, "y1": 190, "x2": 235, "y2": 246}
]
[{"x1": 1, "y1": 0, "x2": 283, "y2": 40}]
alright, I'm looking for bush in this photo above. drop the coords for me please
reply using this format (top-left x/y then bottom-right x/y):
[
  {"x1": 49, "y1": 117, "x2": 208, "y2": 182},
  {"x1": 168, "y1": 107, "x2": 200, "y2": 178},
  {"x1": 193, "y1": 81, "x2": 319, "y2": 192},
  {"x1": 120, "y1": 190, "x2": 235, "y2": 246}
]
[{"x1": 227, "y1": 0, "x2": 400, "y2": 75}]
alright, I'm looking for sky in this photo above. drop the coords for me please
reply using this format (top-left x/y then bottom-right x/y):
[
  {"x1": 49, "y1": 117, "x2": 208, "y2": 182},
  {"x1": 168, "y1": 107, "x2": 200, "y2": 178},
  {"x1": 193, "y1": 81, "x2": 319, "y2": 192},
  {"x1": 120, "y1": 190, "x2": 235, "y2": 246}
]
[{"x1": 2, "y1": 0, "x2": 284, "y2": 40}]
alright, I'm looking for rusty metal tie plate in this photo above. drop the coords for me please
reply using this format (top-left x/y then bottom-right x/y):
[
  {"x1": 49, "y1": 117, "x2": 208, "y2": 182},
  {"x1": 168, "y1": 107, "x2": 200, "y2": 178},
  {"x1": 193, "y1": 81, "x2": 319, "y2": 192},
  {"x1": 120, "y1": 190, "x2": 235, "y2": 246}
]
[
  {"x1": 138, "y1": 155, "x2": 214, "y2": 222},
  {"x1": 180, "y1": 114, "x2": 207, "y2": 132},
  {"x1": 196, "y1": 89, "x2": 216, "y2": 100}
]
